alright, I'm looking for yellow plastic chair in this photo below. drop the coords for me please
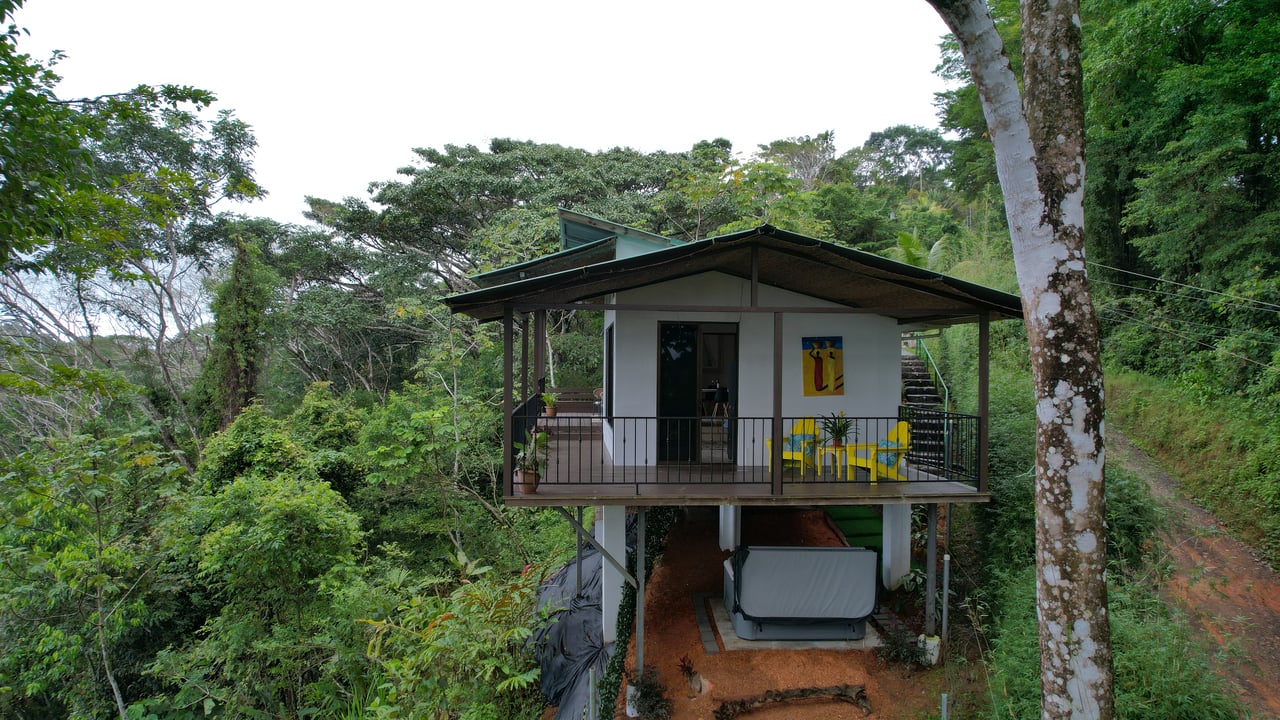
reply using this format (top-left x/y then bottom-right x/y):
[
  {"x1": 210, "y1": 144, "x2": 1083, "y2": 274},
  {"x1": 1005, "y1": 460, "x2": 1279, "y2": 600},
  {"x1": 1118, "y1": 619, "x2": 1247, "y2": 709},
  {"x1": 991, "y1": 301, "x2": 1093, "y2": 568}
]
[
  {"x1": 766, "y1": 418, "x2": 818, "y2": 474},
  {"x1": 847, "y1": 421, "x2": 911, "y2": 482}
]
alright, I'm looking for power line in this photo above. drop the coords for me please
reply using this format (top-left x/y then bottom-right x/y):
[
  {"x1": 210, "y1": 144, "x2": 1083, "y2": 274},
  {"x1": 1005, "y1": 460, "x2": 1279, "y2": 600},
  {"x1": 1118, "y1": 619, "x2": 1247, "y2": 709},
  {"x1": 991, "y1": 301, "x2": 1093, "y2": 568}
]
[
  {"x1": 1088, "y1": 261, "x2": 1280, "y2": 312},
  {"x1": 1091, "y1": 278, "x2": 1279, "y2": 315},
  {"x1": 1098, "y1": 308, "x2": 1280, "y2": 373},
  {"x1": 1100, "y1": 302, "x2": 1280, "y2": 346}
]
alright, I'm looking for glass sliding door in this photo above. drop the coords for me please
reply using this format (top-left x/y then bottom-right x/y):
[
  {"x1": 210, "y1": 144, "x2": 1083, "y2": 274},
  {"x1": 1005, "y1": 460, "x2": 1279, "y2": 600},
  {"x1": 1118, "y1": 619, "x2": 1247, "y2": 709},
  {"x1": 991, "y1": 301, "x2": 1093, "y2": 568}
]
[
  {"x1": 658, "y1": 323, "x2": 699, "y2": 462},
  {"x1": 658, "y1": 322, "x2": 738, "y2": 464}
]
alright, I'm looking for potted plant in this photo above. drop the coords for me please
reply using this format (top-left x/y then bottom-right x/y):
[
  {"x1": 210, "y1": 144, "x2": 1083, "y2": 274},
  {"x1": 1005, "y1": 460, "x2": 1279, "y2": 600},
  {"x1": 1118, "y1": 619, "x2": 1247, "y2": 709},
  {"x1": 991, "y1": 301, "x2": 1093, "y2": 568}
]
[
  {"x1": 821, "y1": 411, "x2": 852, "y2": 447},
  {"x1": 541, "y1": 392, "x2": 559, "y2": 418},
  {"x1": 625, "y1": 665, "x2": 672, "y2": 719},
  {"x1": 513, "y1": 428, "x2": 547, "y2": 494},
  {"x1": 677, "y1": 654, "x2": 706, "y2": 696}
]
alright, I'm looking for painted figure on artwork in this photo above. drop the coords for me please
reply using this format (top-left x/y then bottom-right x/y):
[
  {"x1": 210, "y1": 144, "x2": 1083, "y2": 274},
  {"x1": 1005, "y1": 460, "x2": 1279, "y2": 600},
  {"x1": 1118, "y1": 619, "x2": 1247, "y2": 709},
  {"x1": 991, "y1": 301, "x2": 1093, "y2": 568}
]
[{"x1": 802, "y1": 336, "x2": 844, "y2": 396}]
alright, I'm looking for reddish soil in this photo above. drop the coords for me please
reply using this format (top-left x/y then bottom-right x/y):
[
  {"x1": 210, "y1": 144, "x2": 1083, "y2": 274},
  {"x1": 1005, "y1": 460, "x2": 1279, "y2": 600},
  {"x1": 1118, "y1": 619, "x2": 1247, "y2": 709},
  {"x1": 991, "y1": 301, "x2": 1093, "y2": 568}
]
[
  {"x1": 1110, "y1": 431, "x2": 1280, "y2": 719},
  {"x1": 615, "y1": 507, "x2": 941, "y2": 720}
]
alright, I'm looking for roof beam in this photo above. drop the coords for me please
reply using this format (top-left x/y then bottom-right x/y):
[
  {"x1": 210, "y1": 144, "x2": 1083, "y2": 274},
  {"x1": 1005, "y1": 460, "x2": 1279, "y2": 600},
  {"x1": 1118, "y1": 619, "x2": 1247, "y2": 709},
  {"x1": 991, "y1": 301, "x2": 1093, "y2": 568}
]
[{"x1": 510, "y1": 301, "x2": 974, "y2": 316}]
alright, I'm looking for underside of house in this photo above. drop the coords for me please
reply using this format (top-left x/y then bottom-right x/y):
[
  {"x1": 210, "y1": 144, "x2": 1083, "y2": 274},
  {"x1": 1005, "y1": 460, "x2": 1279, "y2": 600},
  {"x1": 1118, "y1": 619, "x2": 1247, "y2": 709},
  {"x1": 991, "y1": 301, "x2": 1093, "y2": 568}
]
[{"x1": 444, "y1": 209, "x2": 1024, "y2": 715}]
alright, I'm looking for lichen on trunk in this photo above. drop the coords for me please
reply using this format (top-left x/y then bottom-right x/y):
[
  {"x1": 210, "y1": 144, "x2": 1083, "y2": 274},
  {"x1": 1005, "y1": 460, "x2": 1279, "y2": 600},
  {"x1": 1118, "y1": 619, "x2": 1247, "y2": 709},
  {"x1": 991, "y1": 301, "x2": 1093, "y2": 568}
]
[{"x1": 923, "y1": 0, "x2": 1113, "y2": 718}]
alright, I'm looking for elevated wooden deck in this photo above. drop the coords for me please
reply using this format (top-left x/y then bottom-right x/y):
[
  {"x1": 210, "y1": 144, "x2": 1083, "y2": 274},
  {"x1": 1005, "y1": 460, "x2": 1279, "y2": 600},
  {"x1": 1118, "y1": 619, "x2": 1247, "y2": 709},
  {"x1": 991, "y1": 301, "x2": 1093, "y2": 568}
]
[
  {"x1": 510, "y1": 415, "x2": 986, "y2": 506},
  {"x1": 507, "y1": 473, "x2": 989, "y2": 507}
]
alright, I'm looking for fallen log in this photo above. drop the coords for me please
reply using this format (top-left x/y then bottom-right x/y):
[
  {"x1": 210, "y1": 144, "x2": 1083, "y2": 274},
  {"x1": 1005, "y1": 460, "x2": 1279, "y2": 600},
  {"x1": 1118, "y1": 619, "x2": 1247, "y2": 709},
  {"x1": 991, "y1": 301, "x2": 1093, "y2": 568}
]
[{"x1": 713, "y1": 684, "x2": 871, "y2": 719}]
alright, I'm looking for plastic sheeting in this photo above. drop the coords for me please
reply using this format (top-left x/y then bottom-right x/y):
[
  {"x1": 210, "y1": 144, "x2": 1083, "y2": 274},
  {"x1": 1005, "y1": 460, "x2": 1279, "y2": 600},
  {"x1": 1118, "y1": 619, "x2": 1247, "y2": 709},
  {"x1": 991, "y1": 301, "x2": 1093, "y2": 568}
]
[
  {"x1": 536, "y1": 514, "x2": 644, "y2": 719},
  {"x1": 534, "y1": 545, "x2": 611, "y2": 720}
]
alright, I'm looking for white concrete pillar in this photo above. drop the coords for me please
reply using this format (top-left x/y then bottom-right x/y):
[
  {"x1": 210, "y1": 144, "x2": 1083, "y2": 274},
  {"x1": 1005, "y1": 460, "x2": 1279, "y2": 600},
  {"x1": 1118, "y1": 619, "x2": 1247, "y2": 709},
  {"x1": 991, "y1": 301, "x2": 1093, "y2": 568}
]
[
  {"x1": 597, "y1": 505, "x2": 628, "y2": 644},
  {"x1": 718, "y1": 504, "x2": 741, "y2": 551},
  {"x1": 882, "y1": 503, "x2": 912, "y2": 590}
]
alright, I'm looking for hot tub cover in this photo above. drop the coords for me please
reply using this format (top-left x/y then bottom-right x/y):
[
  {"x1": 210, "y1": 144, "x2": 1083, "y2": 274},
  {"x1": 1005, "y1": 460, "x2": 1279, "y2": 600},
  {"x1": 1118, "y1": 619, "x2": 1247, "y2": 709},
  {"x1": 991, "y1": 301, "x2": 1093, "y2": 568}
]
[{"x1": 731, "y1": 545, "x2": 878, "y2": 622}]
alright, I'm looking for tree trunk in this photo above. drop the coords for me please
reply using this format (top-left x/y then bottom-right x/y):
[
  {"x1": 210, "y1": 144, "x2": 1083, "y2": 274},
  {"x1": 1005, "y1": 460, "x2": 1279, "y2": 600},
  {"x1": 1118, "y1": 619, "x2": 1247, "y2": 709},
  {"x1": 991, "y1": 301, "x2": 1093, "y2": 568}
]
[{"x1": 923, "y1": 1, "x2": 1113, "y2": 718}]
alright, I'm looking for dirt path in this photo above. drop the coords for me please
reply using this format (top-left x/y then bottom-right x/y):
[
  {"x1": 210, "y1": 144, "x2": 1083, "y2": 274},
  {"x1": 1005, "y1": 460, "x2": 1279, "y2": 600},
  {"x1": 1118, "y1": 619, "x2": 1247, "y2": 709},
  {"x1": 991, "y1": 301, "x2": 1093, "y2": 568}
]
[{"x1": 1109, "y1": 430, "x2": 1280, "y2": 719}]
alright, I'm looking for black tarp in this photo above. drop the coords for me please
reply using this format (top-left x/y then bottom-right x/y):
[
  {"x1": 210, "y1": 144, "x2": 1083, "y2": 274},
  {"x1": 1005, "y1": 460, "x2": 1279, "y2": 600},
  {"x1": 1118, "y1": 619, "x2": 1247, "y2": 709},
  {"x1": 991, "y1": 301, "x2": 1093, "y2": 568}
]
[
  {"x1": 534, "y1": 546, "x2": 611, "y2": 720},
  {"x1": 536, "y1": 515, "x2": 645, "y2": 719}
]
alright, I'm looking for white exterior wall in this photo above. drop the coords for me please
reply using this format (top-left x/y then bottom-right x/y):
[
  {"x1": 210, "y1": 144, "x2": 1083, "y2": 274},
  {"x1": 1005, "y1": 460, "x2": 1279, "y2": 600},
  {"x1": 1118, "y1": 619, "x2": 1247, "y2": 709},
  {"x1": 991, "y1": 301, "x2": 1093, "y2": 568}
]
[{"x1": 604, "y1": 272, "x2": 901, "y2": 465}]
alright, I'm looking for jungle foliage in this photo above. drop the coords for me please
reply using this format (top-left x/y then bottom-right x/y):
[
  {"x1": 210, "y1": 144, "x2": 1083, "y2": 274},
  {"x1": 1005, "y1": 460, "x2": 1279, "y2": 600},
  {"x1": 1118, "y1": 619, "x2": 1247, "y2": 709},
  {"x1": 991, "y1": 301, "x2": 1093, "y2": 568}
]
[{"x1": 0, "y1": 0, "x2": 1276, "y2": 716}]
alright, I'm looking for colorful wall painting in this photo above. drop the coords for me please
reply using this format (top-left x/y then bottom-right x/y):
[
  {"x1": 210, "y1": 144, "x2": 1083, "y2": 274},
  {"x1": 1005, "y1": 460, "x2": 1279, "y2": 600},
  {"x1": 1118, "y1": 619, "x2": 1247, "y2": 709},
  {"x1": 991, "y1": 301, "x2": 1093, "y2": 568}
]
[{"x1": 802, "y1": 336, "x2": 844, "y2": 396}]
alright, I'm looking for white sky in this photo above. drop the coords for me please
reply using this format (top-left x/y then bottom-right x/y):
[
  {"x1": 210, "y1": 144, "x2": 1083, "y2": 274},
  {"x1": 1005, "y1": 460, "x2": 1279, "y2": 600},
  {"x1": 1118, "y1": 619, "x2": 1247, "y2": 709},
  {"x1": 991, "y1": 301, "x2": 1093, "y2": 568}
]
[{"x1": 14, "y1": 0, "x2": 953, "y2": 226}]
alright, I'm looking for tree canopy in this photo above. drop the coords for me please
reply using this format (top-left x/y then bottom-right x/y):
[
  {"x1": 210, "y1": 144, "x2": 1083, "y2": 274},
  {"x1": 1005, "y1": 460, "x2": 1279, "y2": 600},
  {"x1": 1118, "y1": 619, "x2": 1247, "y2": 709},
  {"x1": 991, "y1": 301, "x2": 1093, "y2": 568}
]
[{"x1": 1, "y1": 0, "x2": 1275, "y2": 716}]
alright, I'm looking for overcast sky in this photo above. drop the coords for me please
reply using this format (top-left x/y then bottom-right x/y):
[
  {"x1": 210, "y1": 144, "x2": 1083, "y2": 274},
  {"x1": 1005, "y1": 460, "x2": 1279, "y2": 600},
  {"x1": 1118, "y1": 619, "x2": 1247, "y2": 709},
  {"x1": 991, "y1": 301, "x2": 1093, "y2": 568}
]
[{"x1": 15, "y1": 1, "x2": 954, "y2": 225}]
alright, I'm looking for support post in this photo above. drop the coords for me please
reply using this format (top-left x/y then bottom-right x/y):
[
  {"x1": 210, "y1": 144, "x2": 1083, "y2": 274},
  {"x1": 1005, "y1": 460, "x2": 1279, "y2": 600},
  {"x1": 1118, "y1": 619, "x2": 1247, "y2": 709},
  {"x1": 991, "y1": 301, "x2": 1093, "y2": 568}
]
[
  {"x1": 534, "y1": 309, "x2": 547, "y2": 388},
  {"x1": 771, "y1": 312, "x2": 784, "y2": 496},
  {"x1": 718, "y1": 505, "x2": 741, "y2": 551},
  {"x1": 520, "y1": 312, "x2": 530, "y2": 402},
  {"x1": 575, "y1": 506, "x2": 583, "y2": 597},
  {"x1": 925, "y1": 503, "x2": 938, "y2": 636},
  {"x1": 978, "y1": 312, "x2": 990, "y2": 493},
  {"x1": 942, "y1": 553, "x2": 952, "y2": 642},
  {"x1": 503, "y1": 305, "x2": 514, "y2": 497},
  {"x1": 882, "y1": 504, "x2": 911, "y2": 589},
  {"x1": 597, "y1": 506, "x2": 628, "y2": 644},
  {"x1": 636, "y1": 508, "x2": 646, "y2": 672}
]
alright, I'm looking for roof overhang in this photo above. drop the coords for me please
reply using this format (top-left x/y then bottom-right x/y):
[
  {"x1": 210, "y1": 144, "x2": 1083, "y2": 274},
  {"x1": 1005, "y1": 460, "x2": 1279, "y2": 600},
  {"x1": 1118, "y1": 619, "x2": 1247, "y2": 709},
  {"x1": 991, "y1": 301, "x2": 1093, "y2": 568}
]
[{"x1": 445, "y1": 224, "x2": 1023, "y2": 327}]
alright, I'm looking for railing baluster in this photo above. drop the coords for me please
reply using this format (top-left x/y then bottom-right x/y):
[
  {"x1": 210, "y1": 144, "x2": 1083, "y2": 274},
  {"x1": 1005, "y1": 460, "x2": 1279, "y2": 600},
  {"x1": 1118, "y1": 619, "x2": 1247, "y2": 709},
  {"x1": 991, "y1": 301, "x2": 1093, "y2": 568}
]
[{"x1": 505, "y1": 411, "x2": 981, "y2": 492}]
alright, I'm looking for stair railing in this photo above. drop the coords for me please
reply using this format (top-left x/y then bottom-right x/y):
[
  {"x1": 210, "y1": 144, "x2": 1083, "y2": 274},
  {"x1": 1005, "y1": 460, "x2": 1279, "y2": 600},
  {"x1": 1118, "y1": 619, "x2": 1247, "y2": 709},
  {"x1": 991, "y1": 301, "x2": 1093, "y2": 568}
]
[
  {"x1": 905, "y1": 332, "x2": 953, "y2": 469},
  {"x1": 910, "y1": 334, "x2": 950, "y2": 412}
]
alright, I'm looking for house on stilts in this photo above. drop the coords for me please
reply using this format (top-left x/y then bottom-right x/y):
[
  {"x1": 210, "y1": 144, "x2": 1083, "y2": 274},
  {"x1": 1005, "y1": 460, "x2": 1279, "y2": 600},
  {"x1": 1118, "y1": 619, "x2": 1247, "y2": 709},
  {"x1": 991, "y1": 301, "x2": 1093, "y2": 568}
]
[{"x1": 442, "y1": 208, "x2": 1023, "y2": 704}]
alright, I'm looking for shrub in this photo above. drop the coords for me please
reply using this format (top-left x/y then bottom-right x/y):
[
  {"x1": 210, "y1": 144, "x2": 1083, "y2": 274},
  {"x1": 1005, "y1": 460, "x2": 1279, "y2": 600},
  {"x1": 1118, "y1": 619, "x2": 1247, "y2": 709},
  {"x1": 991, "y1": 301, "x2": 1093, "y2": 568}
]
[
  {"x1": 983, "y1": 569, "x2": 1242, "y2": 720},
  {"x1": 1108, "y1": 370, "x2": 1280, "y2": 568},
  {"x1": 364, "y1": 558, "x2": 549, "y2": 720}
]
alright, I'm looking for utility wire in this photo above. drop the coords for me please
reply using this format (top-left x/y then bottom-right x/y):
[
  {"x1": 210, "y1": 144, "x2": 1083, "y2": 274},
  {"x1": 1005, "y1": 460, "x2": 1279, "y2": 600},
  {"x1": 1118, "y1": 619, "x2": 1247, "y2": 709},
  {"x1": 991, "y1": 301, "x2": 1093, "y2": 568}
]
[
  {"x1": 1091, "y1": 278, "x2": 1278, "y2": 315},
  {"x1": 1098, "y1": 308, "x2": 1280, "y2": 373},
  {"x1": 1088, "y1": 261, "x2": 1280, "y2": 313},
  {"x1": 1101, "y1": 303, "x2": 1280, "y2": 346}
]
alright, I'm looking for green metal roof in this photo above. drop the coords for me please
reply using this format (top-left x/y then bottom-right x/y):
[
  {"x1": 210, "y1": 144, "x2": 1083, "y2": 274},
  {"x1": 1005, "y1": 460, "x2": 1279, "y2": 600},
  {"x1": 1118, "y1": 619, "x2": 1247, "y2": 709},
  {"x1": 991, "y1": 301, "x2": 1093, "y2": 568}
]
[{"x1": 556, "y1": 208, "x2": 685, "y2": 251}]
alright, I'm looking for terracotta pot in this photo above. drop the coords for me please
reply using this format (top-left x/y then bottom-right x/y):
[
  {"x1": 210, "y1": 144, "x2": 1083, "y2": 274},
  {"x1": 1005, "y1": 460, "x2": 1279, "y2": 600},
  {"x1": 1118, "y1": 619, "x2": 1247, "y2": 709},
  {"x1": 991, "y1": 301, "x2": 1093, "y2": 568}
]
[
  {"x1": 543, "y1": 406, "x2": 557, "y2": 418},
  {"x1": 514, "y1": 470, "x2": 539, "y2": 494}
]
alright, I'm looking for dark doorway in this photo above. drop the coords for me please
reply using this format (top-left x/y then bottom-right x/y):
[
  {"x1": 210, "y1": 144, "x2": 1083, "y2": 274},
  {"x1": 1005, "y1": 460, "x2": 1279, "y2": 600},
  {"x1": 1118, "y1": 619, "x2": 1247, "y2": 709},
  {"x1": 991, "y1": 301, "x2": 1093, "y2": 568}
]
[{"x1": 658, "y1": 322, "x2": 738, "y2": 463}]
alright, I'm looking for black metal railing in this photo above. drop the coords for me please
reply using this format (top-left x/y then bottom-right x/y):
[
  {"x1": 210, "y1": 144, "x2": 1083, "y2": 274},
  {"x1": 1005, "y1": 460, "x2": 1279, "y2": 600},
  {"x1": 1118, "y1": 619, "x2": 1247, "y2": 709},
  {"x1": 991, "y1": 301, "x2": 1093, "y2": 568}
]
[
  {"x1": 510, "y1": 393, "x2": 544, "y2": 472},
  {"x1": 509, "y1": 409, "x2": 982, "y2": 492},
  {"x1": 899, "y1": 406, "x2": 979, "y2": 485}
]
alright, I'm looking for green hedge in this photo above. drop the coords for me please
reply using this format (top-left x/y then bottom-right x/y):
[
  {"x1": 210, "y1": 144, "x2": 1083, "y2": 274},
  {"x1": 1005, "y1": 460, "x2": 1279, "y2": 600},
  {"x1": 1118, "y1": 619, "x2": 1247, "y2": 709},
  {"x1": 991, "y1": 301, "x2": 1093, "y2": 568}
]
[{"x1": 597, "y1": 507, "x2": 681, "y2": 719}]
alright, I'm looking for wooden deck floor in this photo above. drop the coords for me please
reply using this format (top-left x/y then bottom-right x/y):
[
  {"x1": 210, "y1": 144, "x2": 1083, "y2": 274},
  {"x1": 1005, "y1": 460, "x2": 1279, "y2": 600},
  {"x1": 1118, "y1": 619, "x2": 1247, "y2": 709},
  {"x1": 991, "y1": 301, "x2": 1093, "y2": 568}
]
[
  {"x1": 508, "y1": 476, "x2": 988, "y2": 507},
  {"x1": 512, "y1": 458, "x2": 985, "y2": 507},
  {"x1": 511, "y1": 416, "x2": 986, "y2": 506}
]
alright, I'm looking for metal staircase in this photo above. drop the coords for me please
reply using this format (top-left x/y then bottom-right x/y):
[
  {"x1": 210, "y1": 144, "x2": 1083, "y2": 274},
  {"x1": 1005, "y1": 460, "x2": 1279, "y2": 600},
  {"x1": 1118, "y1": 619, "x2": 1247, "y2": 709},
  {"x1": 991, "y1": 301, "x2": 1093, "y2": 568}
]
[{"x1": 901, "y1": 345, "x2": 948, "y2": 468}]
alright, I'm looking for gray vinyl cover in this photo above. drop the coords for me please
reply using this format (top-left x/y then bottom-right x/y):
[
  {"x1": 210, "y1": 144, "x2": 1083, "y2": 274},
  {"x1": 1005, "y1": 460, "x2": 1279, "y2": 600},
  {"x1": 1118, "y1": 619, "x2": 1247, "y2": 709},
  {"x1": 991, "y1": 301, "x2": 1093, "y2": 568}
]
[{"x1": 732, "y1": 546, "x2": 878, "y2": 622}]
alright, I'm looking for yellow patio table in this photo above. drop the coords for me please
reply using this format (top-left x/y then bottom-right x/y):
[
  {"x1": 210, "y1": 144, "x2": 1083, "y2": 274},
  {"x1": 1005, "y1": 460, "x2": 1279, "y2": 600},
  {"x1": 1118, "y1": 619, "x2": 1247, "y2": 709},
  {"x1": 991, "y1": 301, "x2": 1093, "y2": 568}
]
[{"x1": 817, "y1": 443, "x2": 848, "y2": 479}]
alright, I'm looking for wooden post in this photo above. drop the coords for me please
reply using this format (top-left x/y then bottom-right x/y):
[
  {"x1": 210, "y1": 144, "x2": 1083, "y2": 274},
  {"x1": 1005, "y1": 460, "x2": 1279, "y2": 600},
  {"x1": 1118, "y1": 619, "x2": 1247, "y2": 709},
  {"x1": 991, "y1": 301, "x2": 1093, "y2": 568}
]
[
  {"x1": 534, "y1": 309, "x2": 547, "y2": 390},
  {"x1": 520, "y1": 312, "x2": 530, "y2": 402},
  {"x1": 978, "y1": 312, "x2": 990, "y2": 493},
  {"x1": 772, "y1": 312, "x2": 784, "y2": 496},
  {"x1": 503, "y1": 305, "x2": 514, "y2": 497},
  {"x1": 925, "y1": 502, "x2": 938, "y2": 636}
]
